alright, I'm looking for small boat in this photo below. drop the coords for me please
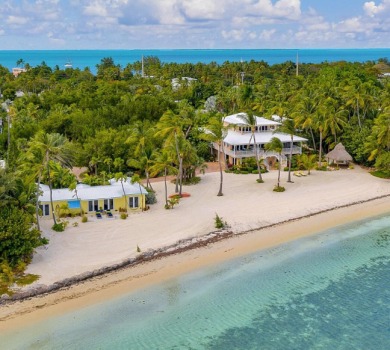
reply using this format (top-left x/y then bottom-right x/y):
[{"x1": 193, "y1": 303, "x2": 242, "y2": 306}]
[{"x1": 64, "y1": 61, "x2": 72, "y2": 69}]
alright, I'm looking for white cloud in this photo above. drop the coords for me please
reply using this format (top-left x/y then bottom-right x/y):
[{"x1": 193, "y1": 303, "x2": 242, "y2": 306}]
[
  {"x1": 364, "y1": 0, "x2": 390, "y2": 17},
  {"x1": 248, "y1": 0, "x2": 301, "y2": 20},
  {"x1": 6, "y1": 15, "x2": 29, "y2": 25}
]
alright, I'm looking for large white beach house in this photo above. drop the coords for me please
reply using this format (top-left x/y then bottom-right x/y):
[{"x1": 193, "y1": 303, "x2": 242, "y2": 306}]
[{"x1": 213, "y1": 113, "x2": 307, "y2": 167}]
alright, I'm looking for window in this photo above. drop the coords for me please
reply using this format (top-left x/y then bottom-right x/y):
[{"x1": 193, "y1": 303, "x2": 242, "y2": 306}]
[
  {"x1": 104, "y1": 199, "x2": 114, "y2": 210},
  {"x1": 88, "y1": 200, "x2": 99, "y2": 212},
  {"x1": 129, "y1": 196, "x2": 139, "y2": 208},
  {"x1": 39, "y1": 204, "x2": 50, "y2": 216}
]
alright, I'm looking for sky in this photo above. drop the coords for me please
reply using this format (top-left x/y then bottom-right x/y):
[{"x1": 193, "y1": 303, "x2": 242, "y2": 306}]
[{"x1": 0, "y1": 0, "x2": 390, "y2": 50}]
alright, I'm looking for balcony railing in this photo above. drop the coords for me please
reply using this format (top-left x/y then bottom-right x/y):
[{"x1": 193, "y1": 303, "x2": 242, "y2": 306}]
[{"x1": 213, "y1": 143, "x2": 302, "y2": 158}]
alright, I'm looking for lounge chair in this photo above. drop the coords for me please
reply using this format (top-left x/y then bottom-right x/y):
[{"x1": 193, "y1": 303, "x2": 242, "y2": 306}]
[
  {"x1": 293, "y1": 171, "x2": 301, "y2": 177},
  {"x1": 96, "y1": 212, "x2": 102, "y2": 219},
  {"x1": 107, "y1": 211, "x2": 113, "y2": 218},
  {"x1": 299, "y1": 171, "x2": 307, "y2": 176}
]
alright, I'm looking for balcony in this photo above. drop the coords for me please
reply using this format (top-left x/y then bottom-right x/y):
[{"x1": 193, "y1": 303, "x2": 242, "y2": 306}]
[{"x1": 213, "y1": 143, "x2": 302, "y2": 159}]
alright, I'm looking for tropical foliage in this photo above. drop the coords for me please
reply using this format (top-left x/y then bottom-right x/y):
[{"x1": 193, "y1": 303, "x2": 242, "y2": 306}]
[{"x1": 1, "y1": 56, "x2": 390, "y2": 277}]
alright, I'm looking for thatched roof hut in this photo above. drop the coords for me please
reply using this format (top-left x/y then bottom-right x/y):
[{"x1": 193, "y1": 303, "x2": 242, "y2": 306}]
[{"x1": 325, "y1": 143, "x2": 353, "y2": 165}]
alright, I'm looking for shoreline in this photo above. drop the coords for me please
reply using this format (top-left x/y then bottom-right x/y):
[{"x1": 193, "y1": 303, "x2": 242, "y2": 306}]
[{"x1": 1, "y1": 195, "x2": 389, "y2": 334}]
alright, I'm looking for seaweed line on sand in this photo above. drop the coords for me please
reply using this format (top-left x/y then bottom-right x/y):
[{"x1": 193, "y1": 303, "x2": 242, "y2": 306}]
[{"x1": 1, "y1": 193, "x2": 389, "y2": 308}]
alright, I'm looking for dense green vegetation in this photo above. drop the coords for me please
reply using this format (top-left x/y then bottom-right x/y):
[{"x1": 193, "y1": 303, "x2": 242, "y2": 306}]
[{"x1": 1, "y1": 56, "x2": 389, "y2": 288}]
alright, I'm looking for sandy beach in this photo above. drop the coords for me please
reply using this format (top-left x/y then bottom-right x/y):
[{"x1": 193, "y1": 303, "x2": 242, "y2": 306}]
[{"x1": 0, "y1": 165, "x2": 389, "y2": 332}]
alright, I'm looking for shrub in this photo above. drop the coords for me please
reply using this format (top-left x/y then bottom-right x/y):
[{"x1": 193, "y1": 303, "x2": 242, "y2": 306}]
[
  {"x1": 145, "y1": 189, "x2": 157, "y2": 204},
  {"x1": 136, "y1": 245, "x2": 141, "y2": 253},
  {"x1": 72, "y1": 222, "x2": 79, "y2": 227},
  {"x1": 81, "y1": 216, "x2": 88, "y2": 223},
  {"x1": 273, "y1": 185, "x2": 286, "y2": 192},
  {"x1": 256, "y1": 179, "x2": 264, "y2": 183},
  {"x1": 52, "y1": 221, "x2": 67, "y2": 232},
  {"x1": 215, "y1": 213, "x2": 228, "y2": 229},
  {"x1": 120, "y1": 213, "x2": 127, "y2": 220}
]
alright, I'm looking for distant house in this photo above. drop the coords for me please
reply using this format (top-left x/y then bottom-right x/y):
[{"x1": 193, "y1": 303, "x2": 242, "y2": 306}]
[
  {"x1": 171, "y1": 77, "x2": 197, "y2": 90},
  {"x1": 212, "y1": 112, "x2": 307, "y2": 167},
  {"x1": 38, "y1": 178, "x2": 147, "y2": 217},
  {"x1": 12, "y1": 67, "x2": 27, "y2": 77}
]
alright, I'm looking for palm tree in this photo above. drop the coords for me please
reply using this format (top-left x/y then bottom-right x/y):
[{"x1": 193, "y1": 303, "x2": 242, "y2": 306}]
[
  {"x1": 155, "y1": 110, "x2": 186, "y2": 195},
  {"x1": 297, "y1": 153, "x2": 317, "y2": 175},
  {"x1": 149, "y1": 151, "x2": 178, "y2": 207},
  {"x1": 265, "y1": 137, "x2": 283, "y2": 188},
  {"x1": 131, "y1": 174, "x2": 144, "y2": 211},
  {"x1": 322, "y1": 98, "x2": 347, "y2": 147},
  {"x1": 200, "y1": 114, "x2": 227, "y2": 196},
  {"x1": 237, "y1": 111, "x2": 263, "y2": 183},
  {"x1": 127, "y1": 147, "x2": 155, "y2": 190},
  {"x1": 25, "y1": 132, "x2": 72, "y2": 228},
  {"x1": 114, "y1": 172, "x2": 128, "y2": 212},
  {"x1": 278, "y1": 118, "x2": 296, "y2": 183},
  {"x1": 313, "y1": 107, "x2": 328, "y2": 168}
]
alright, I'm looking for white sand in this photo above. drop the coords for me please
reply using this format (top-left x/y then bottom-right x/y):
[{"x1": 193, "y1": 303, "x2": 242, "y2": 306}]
[
  {"x1": 0, "y1": 165, "x2": 389, "y2": 331},
  {"x1": 26, "y1": 165, "x2": 390, "y2": 286}
]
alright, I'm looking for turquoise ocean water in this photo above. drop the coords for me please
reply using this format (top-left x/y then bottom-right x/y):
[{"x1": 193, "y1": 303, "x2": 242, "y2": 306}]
[
  {"x1": 2, "y1": 213, "x2": 390, "y2": 349},
  {"x1": 1, "y1": 48, "x2": 390, "y2": 74}
]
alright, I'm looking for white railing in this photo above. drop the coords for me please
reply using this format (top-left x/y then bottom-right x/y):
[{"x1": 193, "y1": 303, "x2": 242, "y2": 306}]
[{"x1": 214, "y1": 143, "x2": 302, "y2": 158}]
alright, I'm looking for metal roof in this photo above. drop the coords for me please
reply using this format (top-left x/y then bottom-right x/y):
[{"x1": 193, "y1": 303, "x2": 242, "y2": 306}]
[
  {"x1": 224, "y1": 113, "x2": 281, "y2": 126},
  {"x1": 39, "y1": 178, "x2": 147, "y2": 202}
]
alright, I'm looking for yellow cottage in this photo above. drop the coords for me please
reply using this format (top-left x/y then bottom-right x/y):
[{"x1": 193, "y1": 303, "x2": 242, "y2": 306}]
[{"x1": 38, "y1": 178, "x2": 147, "y2": 218}]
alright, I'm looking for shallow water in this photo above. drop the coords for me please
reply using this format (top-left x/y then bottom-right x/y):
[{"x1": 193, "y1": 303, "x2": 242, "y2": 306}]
[{"x1": 2, "y1": 213, "x2": 390, "y2": 349}]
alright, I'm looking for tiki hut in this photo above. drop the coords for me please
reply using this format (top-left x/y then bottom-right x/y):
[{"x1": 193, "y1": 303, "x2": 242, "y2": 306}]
[{"x1": 325, "y1": 143, "x2": 353, "y2": 166}]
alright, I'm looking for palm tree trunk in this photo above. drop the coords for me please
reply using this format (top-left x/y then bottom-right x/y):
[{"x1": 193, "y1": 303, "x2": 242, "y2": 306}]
[
  {"x1": 138, "y1": 183, "x2": 143, "y2": 211},
  {"x1": 309, "y1": 127, "x2": 317, "y2": 152},
  {"x1": 356, "y1": 99, "x2": 362, "y2": 130},
  {"x1": 217, "y1": 142, "x2": 223, "y2": 196},
  {"x1": 287, "y1": 136, "x2": 293, "y2": 182},
  {"x1": 145, "y1": 170, "x2": 153, "y2": 191},
  {"x1": 47, "y1": 157, "x2": 57, "y2": 225},
  {"x1": 35, "y1": 173, "x2": 42, "y2": 231},
  {"x1": 164, "y1": 167, "x2": 168, "y2": 206},
  {"x1": 318, "y1": 131, "x2": 323, "y2": 167},
  {"x1": 277, "y1": 153, "x2": 281, "y2": 187},
  {"x1": 253, "y1": 132, "x2": 263, "y2": 182},
  {"x1": 178, "y1": 156, "x2": 183, "y2": 196},
  {"x1": 174, "y1": 132, "x2": 181, "y2": 194},
  {"x1": 121, "y1": 180, "x2": 128, "y2": 212}
]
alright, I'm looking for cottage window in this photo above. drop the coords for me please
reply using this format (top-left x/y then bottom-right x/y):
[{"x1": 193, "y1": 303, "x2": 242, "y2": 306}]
[
  {"x1": 104, "y1": 199, "x2": 114, "y2": 210},
  {"x1": 39, "y1": 204, "x2": 50, "y2": 216},
  {"x1": 88, "y1": 200, "x2": 99, "y2": 212},
  {"x1": 129, "y1": 197, "x2": 139, "y2": 208}
]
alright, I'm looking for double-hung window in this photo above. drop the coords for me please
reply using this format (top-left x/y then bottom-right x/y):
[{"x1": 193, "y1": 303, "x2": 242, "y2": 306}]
[
  {"x1": 89, "y1": 200, "x2": 99, "y2": 212},
  {"x1": 104, "y1": 199, "x2": 114, "y2": 210},
  {"x1": 129, "y1": 197, "x2": 139, "y2": 208}
]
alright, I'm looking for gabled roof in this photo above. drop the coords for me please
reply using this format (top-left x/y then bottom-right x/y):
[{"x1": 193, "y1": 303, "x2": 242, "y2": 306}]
[
  {"x1": 224, "y1": 113, "x2": 281, "y2": 126},
  {"x1": 38, "y1": 178, "x2": 147, "y2": 202},
  {"x1": 223, "y1": 130, "x2": 307, "y2": 145}
]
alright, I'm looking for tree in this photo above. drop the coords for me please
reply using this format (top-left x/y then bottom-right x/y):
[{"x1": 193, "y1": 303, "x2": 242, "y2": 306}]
[
  {"x1": 114, "y1": 172, "x2": 128, "y2": 212},
  {"x1": 131, "y1": 174, "x2": 144, "y2": 211},
  {"x1": 297, "y1": 153, "x2": 317, "y2": 175},
  {"x1": 278, "y1": 117, "x2": 295, "y2": 183},
  {"x1": 149, "y1": 151, "x2": 177, "y2": 207},
  {"x1": 366, "y1": 107, "x2": 390, "y2": 166},
  {"x1": 200, "y1": 113, "x2": 227, "y2": 196},
  {"x1": 265, "y1": 137, "x2": 283, "y2": 188},
  {"x1": 25, "y1": 132, "x2": 72, "y2": 228},
  {"x1": 237, "y1": 111, "x2": 263, "y2": 183}
]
